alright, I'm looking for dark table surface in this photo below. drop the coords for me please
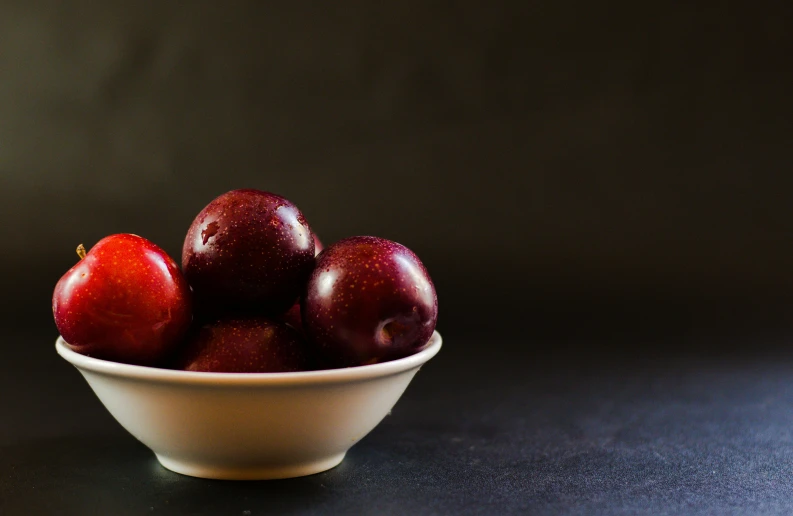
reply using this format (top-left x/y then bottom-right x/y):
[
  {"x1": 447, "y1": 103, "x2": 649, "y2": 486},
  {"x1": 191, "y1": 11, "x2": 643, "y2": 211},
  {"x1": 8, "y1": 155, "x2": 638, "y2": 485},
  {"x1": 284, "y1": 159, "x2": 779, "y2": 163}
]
[{"x1": 4, "y1": 322, "x2": 793, "y2": 515}]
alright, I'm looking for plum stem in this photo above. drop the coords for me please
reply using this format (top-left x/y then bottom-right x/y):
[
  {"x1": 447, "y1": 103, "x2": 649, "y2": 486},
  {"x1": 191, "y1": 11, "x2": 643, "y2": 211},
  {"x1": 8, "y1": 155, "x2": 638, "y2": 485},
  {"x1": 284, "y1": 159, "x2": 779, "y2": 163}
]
[{"x1": 76, "y1": 244, "x2": 87, "y2": 260}]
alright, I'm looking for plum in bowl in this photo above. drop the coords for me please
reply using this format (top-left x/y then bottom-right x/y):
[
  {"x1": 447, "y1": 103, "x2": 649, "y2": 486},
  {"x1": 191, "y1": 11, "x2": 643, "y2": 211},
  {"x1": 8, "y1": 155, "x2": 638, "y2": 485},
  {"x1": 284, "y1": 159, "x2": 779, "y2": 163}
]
[{"x1": 55, "y1": 331, "x2": 442, "y2": 480}]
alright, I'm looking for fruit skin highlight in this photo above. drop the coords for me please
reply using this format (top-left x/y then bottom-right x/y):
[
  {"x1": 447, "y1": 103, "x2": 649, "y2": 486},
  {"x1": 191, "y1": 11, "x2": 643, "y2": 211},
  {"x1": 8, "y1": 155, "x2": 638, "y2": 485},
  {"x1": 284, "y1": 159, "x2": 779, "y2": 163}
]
[
  {"x1": 53, "y1": 233, "x2": 192, "y2": 366},
  {"x1": 182, "y1": 189, "x2": 315, "y2": 317},
  {"x1": 302, "y1": 236, "x2": 438, "y2": 367}
]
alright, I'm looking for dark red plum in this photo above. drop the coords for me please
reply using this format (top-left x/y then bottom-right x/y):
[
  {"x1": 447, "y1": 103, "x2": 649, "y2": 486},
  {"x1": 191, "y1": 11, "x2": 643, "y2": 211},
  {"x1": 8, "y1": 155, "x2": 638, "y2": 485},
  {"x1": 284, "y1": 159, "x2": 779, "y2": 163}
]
[
  {"x1": 182, "y1": 189, "x2": 315, "y2": 316},
  {"x1": 302, "y1": 236, "x2": 438, "y2": 367},
  {"x1": 175, "y1": 316, "x2": 311, "y2": 373}
]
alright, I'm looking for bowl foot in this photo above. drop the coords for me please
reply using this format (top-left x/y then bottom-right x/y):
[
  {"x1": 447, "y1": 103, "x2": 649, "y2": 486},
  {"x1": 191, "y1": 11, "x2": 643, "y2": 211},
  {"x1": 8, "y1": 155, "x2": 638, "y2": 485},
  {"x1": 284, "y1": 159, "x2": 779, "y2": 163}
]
[{"x1": 155, "y1": 452, "x2": 346, "y2": 480}]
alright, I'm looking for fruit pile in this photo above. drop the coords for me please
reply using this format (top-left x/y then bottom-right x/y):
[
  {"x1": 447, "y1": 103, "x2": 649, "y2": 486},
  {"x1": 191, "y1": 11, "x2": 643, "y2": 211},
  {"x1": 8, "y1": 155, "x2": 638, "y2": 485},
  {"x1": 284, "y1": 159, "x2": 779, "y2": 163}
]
[{"x1": 52, "y1": 189, "x2": 438, "y2": 372}]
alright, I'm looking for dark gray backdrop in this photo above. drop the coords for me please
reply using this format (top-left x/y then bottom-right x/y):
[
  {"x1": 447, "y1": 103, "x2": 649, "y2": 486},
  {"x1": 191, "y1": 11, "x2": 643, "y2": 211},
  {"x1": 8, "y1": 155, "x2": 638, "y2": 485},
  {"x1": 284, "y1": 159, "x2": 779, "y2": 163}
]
[{"x1": 2, "y1": 1, "x2": 792, "y2": 335}]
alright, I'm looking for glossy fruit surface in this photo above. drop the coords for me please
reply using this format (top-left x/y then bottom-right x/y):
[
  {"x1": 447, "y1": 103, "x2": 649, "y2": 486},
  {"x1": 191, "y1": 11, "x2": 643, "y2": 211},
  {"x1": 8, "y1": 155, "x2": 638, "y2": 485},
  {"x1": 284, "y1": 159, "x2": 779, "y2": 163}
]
[
  {"x1": 313, "y1": 235, "x2": 324, "y2": 255},
  {"x1": 182, "y1": 189, "x2": 315, "y2": 316},
  {"x1": 52, "y1": 233, "x2": 192, "y2": 366},
  {"x1": 302, "y1": 236, "x2": 437, "y2": 366},
  {"x1": 175, "y1": 316, "x2": 310, "y2": 373}
]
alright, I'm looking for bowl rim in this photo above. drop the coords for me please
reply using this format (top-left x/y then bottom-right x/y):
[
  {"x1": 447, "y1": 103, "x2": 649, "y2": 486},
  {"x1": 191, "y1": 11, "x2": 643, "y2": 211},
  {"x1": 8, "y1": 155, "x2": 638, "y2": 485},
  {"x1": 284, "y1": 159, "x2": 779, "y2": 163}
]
[{"x1": 56, "y1": 331, "x2": 442, "y2": 386}]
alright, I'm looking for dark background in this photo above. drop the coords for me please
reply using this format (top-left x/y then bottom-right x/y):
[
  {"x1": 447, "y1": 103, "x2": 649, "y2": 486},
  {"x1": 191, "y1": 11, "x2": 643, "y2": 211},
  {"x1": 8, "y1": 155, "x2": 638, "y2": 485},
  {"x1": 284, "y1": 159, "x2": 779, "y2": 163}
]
[
  {"x1": 3, "y1": 2, "x2": 793, "y2": 514},
  {"x1": 2, "y1": 1, "x2": 792, "y2": 337}
]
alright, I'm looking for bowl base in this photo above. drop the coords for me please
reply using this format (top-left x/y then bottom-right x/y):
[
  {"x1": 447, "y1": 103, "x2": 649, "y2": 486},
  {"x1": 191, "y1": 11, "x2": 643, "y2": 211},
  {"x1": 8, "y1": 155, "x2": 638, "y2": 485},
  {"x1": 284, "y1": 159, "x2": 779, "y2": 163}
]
[{"x1": 155, "y1": 452, "x2": 346, "y2": 480}]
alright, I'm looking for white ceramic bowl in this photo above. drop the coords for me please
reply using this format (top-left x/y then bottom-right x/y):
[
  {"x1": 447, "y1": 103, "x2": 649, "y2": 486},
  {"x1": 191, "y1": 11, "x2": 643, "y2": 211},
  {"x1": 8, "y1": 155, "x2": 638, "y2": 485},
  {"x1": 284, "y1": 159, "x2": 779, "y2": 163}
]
[{"x1": 55, "y1": 331, "x2": 442, "y2": 480}]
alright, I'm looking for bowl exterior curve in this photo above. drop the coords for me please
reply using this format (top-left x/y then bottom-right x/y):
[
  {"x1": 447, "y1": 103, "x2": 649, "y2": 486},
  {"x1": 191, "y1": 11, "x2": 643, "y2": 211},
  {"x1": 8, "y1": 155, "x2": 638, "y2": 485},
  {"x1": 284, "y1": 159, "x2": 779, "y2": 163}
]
[{"x1": 75, "y1": 367, "x2": 419, "y2": 479}]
